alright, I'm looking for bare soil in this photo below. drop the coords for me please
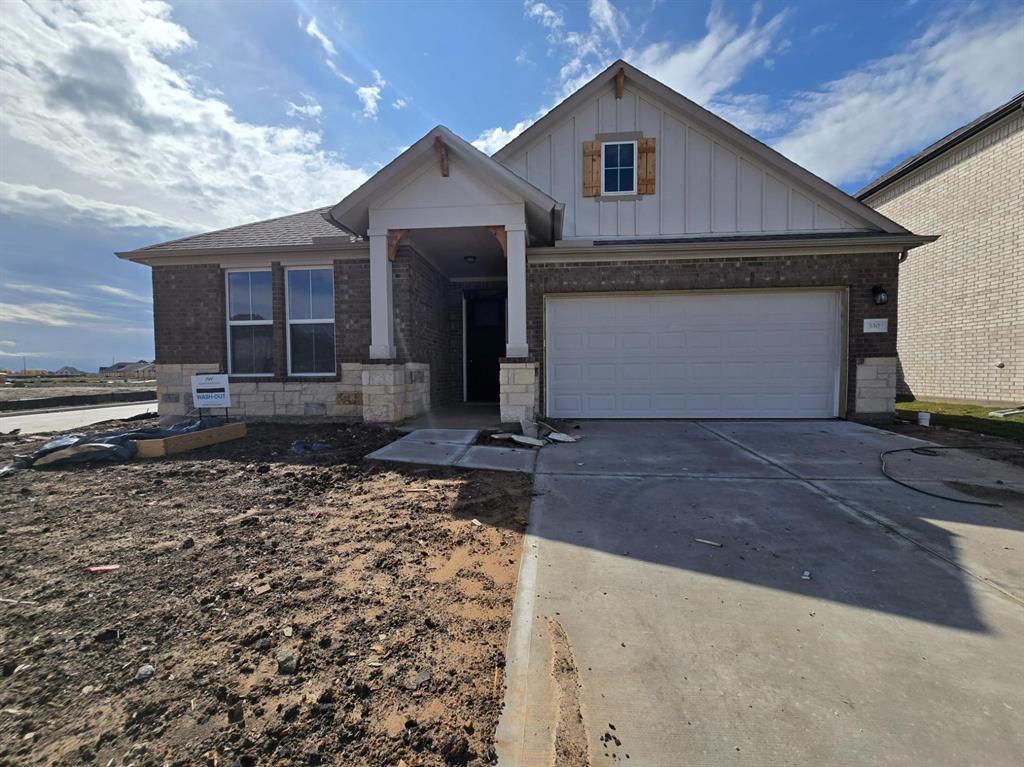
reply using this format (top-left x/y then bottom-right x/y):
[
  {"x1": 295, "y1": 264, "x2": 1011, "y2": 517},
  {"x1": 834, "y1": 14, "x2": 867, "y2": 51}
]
[
  {"x1": 0, "y1": 419, "x2": 530, "y2": 766},
  {"x1": 0, "y1": 382, "x2": 154, "y2": 403}
]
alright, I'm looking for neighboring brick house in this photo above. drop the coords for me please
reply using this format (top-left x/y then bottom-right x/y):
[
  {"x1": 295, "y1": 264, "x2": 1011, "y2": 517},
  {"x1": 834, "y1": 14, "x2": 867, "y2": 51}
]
[
  {"x1": 119, "y1": 60, "x2": 934, "y2": 425},
  {"x1": 858, "y1": 93, "x2": 1023, "y2": 405}
]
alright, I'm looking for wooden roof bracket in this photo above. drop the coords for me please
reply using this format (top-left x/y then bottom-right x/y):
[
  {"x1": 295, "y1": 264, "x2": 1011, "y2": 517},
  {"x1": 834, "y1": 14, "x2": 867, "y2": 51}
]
[
  {"x1": 488, "y1": 225, "x2": 507, "y2": 257},
  {"x1": 387, "y1": 229, "x2": 408, "y2": 261},
  {"x1": 434, "y1": 136, "x2": 450, "y2": 177},
  {"x1": 615, "y1": 67, "x2": 624, "y2": 99}
]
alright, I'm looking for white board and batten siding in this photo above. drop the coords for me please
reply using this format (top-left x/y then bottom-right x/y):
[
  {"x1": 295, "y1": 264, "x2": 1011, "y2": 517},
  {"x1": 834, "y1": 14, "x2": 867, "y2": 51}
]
[
  {"x1": 545, "y1": 291, "x2": 843, "y2": 419},
  {"x1": 501, "y1": 84, "x2": 864, "y2": 240}
]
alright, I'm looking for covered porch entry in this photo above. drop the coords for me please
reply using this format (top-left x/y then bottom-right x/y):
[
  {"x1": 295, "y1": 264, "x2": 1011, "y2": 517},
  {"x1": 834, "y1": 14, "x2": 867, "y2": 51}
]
[{"x1": 325, "y1": 125, "x2": 562, "y2": 424}]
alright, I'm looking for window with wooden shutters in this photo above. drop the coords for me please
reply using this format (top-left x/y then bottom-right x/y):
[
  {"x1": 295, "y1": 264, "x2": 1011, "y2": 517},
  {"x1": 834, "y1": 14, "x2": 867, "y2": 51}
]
[
  {"x1": 582, "y1": 140, "x2": 600, "y2": 197},
  {"x1": 637, "y1": 137, "x2": 656, "y2": 195}
]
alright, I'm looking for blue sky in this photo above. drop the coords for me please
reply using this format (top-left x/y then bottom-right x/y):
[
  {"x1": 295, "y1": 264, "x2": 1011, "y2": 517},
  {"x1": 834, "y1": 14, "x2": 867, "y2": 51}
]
[{"x1": 1, "y1": 0, "x2": 1021, "y2": 372}]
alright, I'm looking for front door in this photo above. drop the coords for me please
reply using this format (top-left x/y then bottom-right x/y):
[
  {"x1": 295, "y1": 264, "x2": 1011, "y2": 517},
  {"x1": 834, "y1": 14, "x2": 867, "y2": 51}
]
[{"x1": 465, "y1": 292, "x2": 505, "y2": 402}]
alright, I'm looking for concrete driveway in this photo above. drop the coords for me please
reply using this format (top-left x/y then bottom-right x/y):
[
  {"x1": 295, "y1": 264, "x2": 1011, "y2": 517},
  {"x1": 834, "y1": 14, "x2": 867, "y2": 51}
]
[{"x1": 496, "y1": 420, "x2": 1024, "y2": 766}]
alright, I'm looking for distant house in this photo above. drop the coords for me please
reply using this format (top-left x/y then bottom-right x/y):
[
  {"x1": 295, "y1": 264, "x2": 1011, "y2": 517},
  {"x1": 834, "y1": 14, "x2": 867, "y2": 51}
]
[
  {"x1": 858, "y1": 93, "x2": 1023, "y2": 405},
  {"x1": 99, "y1": 360, "x2": 156, "y2": 378},
  {"x1": 52, "y1": 366, "x2": 86, "y2": 377}
]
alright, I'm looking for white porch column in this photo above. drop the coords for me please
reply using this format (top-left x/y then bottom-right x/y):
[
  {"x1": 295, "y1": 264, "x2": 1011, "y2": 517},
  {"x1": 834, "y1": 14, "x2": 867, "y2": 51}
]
[
  {"x1": 368, "y1": 233, "x2": 395, "y2": 359},
  {"x1": 506, "y1": 224, "x2": 529, "y2": 358}
]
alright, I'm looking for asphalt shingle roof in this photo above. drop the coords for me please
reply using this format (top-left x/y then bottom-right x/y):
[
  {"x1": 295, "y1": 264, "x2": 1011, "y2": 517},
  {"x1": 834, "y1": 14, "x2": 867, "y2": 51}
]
[{"x1": 127, "y1": 207, "x2": 356, "y2": 253}]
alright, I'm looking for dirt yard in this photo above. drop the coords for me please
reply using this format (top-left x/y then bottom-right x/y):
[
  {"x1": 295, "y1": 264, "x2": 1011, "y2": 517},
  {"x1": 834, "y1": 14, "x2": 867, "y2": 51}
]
[
  {"x1": 0, "y1": 381, "x2": 154, "y2": 403},
  {"x1": 0, "y1": 420, "x2": 530, "y2": 766}
]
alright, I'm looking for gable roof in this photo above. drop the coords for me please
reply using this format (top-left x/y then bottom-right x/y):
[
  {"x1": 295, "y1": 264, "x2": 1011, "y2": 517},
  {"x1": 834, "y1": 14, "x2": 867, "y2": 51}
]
[
  {"x1": 856, "y1": 91, "x2": 1024, "y2": 200},
  {"x1": 492, "y1": 59, "x2": 910, "y2": 235},
  {"x1": 326, "y1": 124, "x2": 563, "y2": 243}
]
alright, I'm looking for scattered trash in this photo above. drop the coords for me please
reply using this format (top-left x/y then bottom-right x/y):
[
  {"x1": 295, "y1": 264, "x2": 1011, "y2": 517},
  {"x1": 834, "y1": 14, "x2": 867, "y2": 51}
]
[
  {"x1": 988, "y1": 406, "x2": 1024, "y2": 418},
  {"x1": 133, "y1": 664, "x2": 155, "y2": 682},
  {"x1": 520, "y1": 417, "x2": 540, "y2": 439},
  {"x1": 511, "y1": 434, "x2": 546, "y2": 447},
  {"x1": 489, "y1": 432, "x2": 516, "y2": 441},
  {"x1": 252, "y1": 583, "x2": 272, "y2": 596},
  {"x1": 801, "y1": 570, "x2": 812, "y2": 580},
  {"x1": 471, "y1": 518, "x2": 482, "y2": 526},
  {"x1": 86, "y1": 564, "x2": 121, "y2": 574},
  {"x1": 694, "y1": 538, "x2": 723, "y2": 548},
  {"x1": 290, "y1": 440, "x2": 333, "y2": 455},
  {"x1": 546, "y1": 431, "x2": 578, "y2": 443},
  {"x1": 0, "y1": 417, "x2": 224, "y2": 477}
]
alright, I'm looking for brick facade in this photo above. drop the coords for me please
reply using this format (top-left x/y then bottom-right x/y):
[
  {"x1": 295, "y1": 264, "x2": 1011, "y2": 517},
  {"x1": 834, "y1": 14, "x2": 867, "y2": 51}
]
[
  {"x1": 525, "y1": 251, "x2": 901, "y2": 418},
  {"x1": 864, "y1": 113, "x2": 1023, "y2": 404},
  {"x1": 152, "y1": 264, "x2": 225, "y2": 365}
]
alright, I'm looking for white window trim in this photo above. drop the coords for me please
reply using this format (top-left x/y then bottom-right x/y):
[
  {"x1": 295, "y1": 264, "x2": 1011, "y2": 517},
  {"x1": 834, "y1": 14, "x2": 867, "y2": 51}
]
[
  {"x1": 285, "y1": 266, "x2": 336, "y2": 377},
  {"x1": 600, "y1": 140, "x2": 638, "y2": 196},
  {"x1": 225, "y1": 268, "x2": 273, "y2": 377}
]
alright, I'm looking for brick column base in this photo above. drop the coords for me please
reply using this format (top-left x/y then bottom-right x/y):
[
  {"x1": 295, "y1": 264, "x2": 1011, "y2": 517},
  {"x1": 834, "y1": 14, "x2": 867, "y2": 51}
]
[{"x1": 499, "y1": 361, "x2": 539, "y2": 424}]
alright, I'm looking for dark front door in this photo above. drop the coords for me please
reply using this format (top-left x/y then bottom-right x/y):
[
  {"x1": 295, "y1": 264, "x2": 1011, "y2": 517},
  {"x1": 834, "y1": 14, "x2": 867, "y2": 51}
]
[{"x1": 465, "y1": 292, "x2": 505, "y2": 402}]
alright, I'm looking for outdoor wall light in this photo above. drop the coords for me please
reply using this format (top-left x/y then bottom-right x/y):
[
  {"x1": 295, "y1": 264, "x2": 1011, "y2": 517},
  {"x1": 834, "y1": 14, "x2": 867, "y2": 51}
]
[
  {"x1": 872, "y1": 285, "x2": 889, "y2": 305},
  {"x1": 464, "y1": 255, "x2": 477, "y2": 264}
]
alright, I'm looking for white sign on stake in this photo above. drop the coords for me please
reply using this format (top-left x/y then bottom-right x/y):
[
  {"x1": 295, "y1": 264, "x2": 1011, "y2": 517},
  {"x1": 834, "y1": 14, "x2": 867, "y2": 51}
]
[{"x1": 191, "y1": 373, "x2": 231, "y2": 409}]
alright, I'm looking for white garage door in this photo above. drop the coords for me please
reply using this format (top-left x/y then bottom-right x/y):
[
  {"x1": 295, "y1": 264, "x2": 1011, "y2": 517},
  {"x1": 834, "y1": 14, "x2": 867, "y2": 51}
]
[{"x1": 546, "y1": 290, "x2": 842, "y2": 419}]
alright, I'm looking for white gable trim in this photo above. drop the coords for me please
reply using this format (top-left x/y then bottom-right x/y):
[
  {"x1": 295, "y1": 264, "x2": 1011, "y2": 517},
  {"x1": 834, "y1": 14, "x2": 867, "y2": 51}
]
[
  {"x1": 328, "y1": 125, "x2": 563, "y2": 244},
  {"x1": 492, "y1": 60, "x2": 908, "y2": 235}
]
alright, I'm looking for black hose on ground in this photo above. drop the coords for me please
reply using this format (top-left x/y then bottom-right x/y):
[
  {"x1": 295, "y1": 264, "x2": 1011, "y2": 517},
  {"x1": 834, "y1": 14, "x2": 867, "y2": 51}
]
[{"x1": 879, "y1": 445, "x2": 1024, "y2": 508}]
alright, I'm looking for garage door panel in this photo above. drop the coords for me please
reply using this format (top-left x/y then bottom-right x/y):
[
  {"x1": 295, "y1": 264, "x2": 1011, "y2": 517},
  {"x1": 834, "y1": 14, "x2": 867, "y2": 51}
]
[{"x1": 546, "y1": 291, "x2": 840, "y2": 419}]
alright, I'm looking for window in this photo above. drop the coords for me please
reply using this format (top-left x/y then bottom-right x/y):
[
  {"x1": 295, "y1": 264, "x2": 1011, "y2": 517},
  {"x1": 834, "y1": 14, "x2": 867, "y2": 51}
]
[
  {"x1": 286, "y1": 268, "x2": 335, "y2": 375},
  {"x1": 226, "y1": 270, "x2": 273, "y2": 375},
  {"x1": 601, "y1": 141, "x2": 636, "y2": 195}
]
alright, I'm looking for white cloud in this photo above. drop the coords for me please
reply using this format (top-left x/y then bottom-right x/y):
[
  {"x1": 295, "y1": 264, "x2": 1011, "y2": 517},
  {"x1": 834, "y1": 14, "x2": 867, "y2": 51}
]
[
  {"x1": 0, "y1": 302, "x2": 108, "y2": 327},
  {"x1": 629, "y1": 2, "x2": 788, "y2": 107},
  {"x1": 303, "y1": 17, "x2": 336, "y2": 58},
  {"x1": 0, "y1": 348, "x2": 47, "y2": 358},
  {"x1": 524, "y1": 1, "x2": 564, "y2": 31},
  {"x1": 480, "y1": 0, "x2": 785, "y2": 152},
  {"x1": 3, "y1": 280, "x2": 80, "y2": 300},
  {"x1": 0, "y1": 340, "x2": 16, "y2": 347},
  {"x1": 0, "y1": 182, "x2": 199, "y2": 232},
  {"x1": 286, "y1": 93, "x2": 323, "y2": 121},
  {"x1": 92, "y1": 285, "x2": 152, "y2": 304},
  {"x1": 772, "y1": 9, "x2": 1024, "y2": 185},
  {"x1": 0, "y1": 1, "x2": 369, "y2": 234},
  {"x1": 589, "y1": 0, "x2": 627, "y2": 46},
  {"x1": 325, "y1": 58, "x2": 355, "y2": 85},
  {"x1": 392, "y1": 98, "x2": 407, "y2": 110},
  {"x1": 356, "y1": 70, "x2": 386, "y2": 119}
]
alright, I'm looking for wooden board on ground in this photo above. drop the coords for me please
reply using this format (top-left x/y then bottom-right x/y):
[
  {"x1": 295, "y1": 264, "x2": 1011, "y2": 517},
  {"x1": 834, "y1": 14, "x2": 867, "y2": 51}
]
[{"x1": 135, "y1": 422, "x2": 247, "y2": 459}]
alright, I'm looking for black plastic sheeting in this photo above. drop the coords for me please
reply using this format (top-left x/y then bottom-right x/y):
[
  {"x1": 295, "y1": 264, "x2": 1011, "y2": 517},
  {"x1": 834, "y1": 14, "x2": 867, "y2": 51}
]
[{"x1": 0, "y1": 418, "x2": 223, "y2": 478}]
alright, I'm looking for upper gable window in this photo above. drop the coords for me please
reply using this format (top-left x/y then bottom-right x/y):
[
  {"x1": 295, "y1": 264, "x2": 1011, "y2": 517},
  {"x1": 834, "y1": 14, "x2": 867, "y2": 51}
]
[{"x1": 602, "y1": 141, "x2": 636, "y2": 195}]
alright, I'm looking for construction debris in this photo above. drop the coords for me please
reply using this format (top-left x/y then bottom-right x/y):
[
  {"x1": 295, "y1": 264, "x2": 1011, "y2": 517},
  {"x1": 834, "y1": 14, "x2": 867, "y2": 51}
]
[
  {"x1": 510, "y1": 434, "x2": 546, "y2": 447},
  {"x1": 988, "y1": 406, "x2": 1024, "y2": 418},
  {"x1": 694, "y1": 538, "x2": 723, "y2": 548}
]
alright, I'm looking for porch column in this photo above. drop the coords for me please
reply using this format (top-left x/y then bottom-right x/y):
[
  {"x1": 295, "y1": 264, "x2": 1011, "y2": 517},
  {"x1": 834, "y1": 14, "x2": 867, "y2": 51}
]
[
  {"x1": 368, "y1": 233, "x2": 395, "y2": 359},
  {"x1": 506, "y1": 224, "x2": 529, "y2": 358}
]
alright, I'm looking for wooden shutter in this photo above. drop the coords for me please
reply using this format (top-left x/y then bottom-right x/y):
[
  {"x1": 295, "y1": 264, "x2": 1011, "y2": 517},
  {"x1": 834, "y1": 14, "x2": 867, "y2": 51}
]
[
  {"x1": 582, "y1": 140, "x2": 600, "y2": 197},
  {"x1": 637, "y1": 137, "x2": 656, "y2": 195}
]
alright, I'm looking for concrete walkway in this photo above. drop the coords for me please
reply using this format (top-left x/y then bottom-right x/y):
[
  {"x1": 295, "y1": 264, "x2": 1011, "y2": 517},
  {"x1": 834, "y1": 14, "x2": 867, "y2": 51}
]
[
  {"x1": 0, "y1": 402, "x2": 156, "y2": 435},
  {"x1": 497, "y1": 420, "x2": 1024, "y2": 766}
]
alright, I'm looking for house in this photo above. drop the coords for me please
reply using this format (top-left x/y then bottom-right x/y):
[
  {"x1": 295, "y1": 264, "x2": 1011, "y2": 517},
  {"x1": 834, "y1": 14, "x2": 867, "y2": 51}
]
[
  {"x1": 858, "y1": 93, "x2": 1023, "y2": 405},
  {"x1": 118, "y1": 60, "x2": 934, "y2": 425},
  {"x1": 99, "y1": 360, "x2": 156, "y2": 378},
  {"x1": 52, "y1": 366, "x2": 87, "y2": 377}
]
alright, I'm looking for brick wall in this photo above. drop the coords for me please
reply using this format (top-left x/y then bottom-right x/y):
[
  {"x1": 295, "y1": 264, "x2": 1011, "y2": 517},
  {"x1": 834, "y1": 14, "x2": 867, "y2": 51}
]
[
  {"x1": 152, "y1": 264, "x2": 225, "y2": 366},
  {"x1": 864, "y1": 114, "x2": 1023, "y2": 403},
  {"x1": 335, "y1": 259, "x2": 372, "y2": 363},
  {"x1": 525, "y1": 251, "x2": 900, "y2": 417},
  {"x1": 393, "y1": 245, "x2": 453, "y2": 405}
]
